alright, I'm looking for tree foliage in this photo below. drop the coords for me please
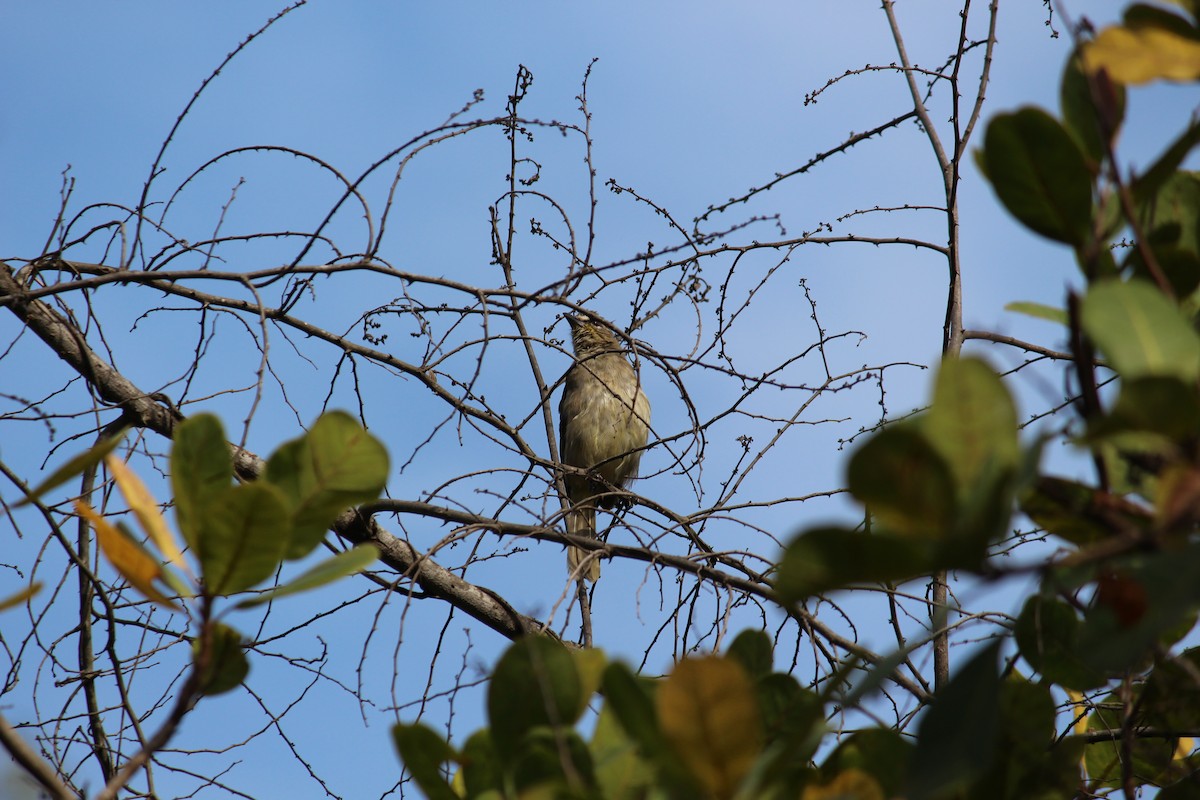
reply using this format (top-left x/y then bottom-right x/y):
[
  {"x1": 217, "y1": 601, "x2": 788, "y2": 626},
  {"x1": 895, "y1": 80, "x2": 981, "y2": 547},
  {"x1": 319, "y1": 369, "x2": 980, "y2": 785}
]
[{"x1": 393, "y1": 3, "x2": 1200, "y2": 798}]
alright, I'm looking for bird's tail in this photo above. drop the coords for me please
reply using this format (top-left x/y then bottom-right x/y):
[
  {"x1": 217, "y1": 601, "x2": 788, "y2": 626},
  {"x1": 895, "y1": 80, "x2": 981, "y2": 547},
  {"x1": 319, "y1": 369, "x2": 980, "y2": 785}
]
[{"x1": 566, "y1": 503, "x2": 601, "y2": 582}]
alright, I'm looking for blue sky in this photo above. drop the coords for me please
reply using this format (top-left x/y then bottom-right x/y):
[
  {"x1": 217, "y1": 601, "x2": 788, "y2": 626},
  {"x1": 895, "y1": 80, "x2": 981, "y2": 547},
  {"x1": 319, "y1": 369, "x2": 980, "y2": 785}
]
[{"x1": 2, "y1": 2, "x2": 1198, "y2": 798}]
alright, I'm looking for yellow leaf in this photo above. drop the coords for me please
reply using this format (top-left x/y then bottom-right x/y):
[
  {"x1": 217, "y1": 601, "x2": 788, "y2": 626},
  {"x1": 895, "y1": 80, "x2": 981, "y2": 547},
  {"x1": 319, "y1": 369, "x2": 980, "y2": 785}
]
[
  {"x1": 1176, "y1": 737, "x2": 1195, "y2": 760},
  {"x1": 1067, "y1": 689, "x2": 1089, "y2": 735},
  {"x1": 1066, "y1": 689, "x2": 1088, "y2": 772},
  {"x1": 657, "y1": 655, "x2": 763, "y2": 799},
  {"x1": 570, "y1": 646, "x2": 607, "y2": 714},
  {"x1": 801, "y1": 768, "x2": 885, "y2": 800},
  {"x1": 1082, "y1": 24, "x2": 1200, "y2": 84},
  {"x1": 106, "y1": 454, "x2": 188, "y2": 572},
  {"x1": 0, "y1": 582, "x2": 41, "y2": 612},
  {"x1": 75, "y1": 500, "x2": 179, "y2": 609}
]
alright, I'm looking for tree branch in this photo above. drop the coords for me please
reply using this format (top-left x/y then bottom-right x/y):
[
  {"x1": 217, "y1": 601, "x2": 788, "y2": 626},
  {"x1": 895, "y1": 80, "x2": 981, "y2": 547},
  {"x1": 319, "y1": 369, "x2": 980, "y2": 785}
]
[
  {"x1": 0, "y1": 257, "x2": 554, "y2": 644},
  {"x1": 0, "y1": 711, "x2": 77, "y2": 800}
]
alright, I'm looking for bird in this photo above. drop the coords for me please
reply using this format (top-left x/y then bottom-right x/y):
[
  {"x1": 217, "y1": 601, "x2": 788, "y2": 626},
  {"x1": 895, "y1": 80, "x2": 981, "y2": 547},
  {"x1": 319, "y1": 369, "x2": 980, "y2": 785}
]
[{"x1": 558, "y1": 312, "x2": 651, "y2": 581}]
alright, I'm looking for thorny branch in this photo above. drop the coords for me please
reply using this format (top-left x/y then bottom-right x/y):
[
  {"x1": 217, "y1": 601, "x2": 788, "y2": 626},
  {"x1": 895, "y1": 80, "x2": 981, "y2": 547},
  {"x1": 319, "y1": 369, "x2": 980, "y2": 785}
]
[{"x1": 0, "y1": 3, "x2": 1039, "y2": 795}]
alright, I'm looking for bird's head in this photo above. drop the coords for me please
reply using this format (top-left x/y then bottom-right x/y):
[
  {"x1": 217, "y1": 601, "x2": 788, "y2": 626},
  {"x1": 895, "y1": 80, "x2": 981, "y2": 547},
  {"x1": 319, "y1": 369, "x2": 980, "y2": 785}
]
[{"x1": 565, "y1": 311, "x2": 623, "y2": 356}]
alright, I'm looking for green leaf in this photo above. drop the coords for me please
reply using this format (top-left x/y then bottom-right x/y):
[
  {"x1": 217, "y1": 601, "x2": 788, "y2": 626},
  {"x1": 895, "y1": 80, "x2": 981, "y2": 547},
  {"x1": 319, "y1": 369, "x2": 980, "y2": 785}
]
[
  {"x1": 1142, "y1": 171, "x2": 1200, "y2": 259},
  {"x1": 1167, "y1": 249, "x2": 1200, "y2": 299},
  {"x1": 757, "y1": 673, "x2": 823, "y2": 745},
  {"x1": 195, "y1": 622, "x2": 248, "y2": 695},
  {"x1": 171, "y1": 414, "x2": 234, "y2": 551},
  {"x1": 921, "y1": 357, "x2": 1017, "y2": 506},
  {"x1": 998, "y1": 675, "x2": 1055, "y2": 756},
  {"x1": 908, "y1": 643, "x2": 1002, "y2": 800},
  {"x1": 510, "y1": 727, "x2": 595, "y2": 794},
  {"x1": 18, "y1": 426, "x2": 128, "y2": 507},
  {"x1": 1144, "y1": 648, "x2": 1200, "y2": 730},
  {"x1": 487, "y1": 636, "x2": 583, "y2": 763},
  {"x1": 1085, "y1": 687, "x2": 1177, "y2": 789},
  {"x1": 591, "y1": 701, "x2": 656, "y2": 799},
  {"x1": 1061, "y1": 50, "x2": 1125, "y2": 164},
  {"x1": 1014, "y1": 595, "x2": 1106, "y2": 690},
  {"x1": 198, "y1": 482, "x2": 291, "y2": 595},
  {"x1": 1081, "y1": 279, "x2": 1200, "y2": 382},
  {"x1": 265, "y1": 411, "x2": 389, "y2": 560},
  {"x1": 1021, "y1": 475, "x2": 1152, "y2": 547},
  {"x1": 738, "y1": 675, "x2": 825, "y2": 797},
  {"x1": 602, "y1": 662, "x2": 666, "y2": 754},
  {"x1": 976, "y1": 678, "x2": 1085, "y2": 799},
  {"x1": 982, "y1": 107, "x2": 1094, "y2": 247},
  {"x1": 600, "y1": 661, "x2": 698, "y2": 793},
  {"x1": 1021, "y1": 477, "x2": 1105, "y2": 546},
  {"x1": 1126, "y1": 238, "x2": 1200, "y2": 299},
  {"x1": 1161, "y1": 780, "x2": 1200, "y2": 800},
  {"x1": 458, "y1": 730, "x2": 502, "y2": 797},
  {"x1": 1005, "y1": 300, "x2": 1068, "y2": 325},
  {"x1": 570, "y1": 646, "x2": 608, "y2": 707},
  {"x1": 1086, "y1": 238, "x2": 1124, "y2": 279},
  {"x1": 820, "y1": 729, "x2": 912, "y2": 799},
  {"x1": 235, "y1": 543, "x2": 379, "y2": 609},
  {"x1": 726, "y1": 629, "x2": 773, "y2": 680},
  {"x1": 1017, "y1": 479, "x2": 1118, "y2": 546},
  {"x1": 775, "y1": 527, "x2": 929, "y2": 601},
  {"x1": 392, "y1": 722, "x2": 460, "y2": 800},
  {"x1": 1078, "y1": 545, "x2": 1200, "y2": 677},
  {"x1": 1134, "y1": 130, "x2": 1200, "y2": 212},
  {"x1": 1090, "y1": 375, "x2": 1200, "y2": 441},
  {"x1": 847, "y1": 427, "x2": 957, "y2": 540},
  {"x1": 1094, "y1": 435, "x2": 1177, "y2": 499},
  {"x1": 157, "y1": 562, "x2": 194, "y2": 602}
]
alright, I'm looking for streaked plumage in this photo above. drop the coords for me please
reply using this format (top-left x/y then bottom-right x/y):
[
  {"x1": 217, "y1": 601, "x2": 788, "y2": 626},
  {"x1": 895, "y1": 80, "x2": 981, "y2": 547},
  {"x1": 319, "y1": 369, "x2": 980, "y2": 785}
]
[{"x1": 558, "y1": 312, "x2": 651, "y2": 581}]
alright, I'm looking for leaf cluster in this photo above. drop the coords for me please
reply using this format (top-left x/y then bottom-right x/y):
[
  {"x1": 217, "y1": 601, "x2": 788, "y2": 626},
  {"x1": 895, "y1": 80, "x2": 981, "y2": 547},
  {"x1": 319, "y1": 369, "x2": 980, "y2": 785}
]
[
  {"x1": 394, "y1": 4, "x2": 1200, "y2": 797},
  {"x1": 20, "y1": 410, "x2": 388, "y2": 696}
]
